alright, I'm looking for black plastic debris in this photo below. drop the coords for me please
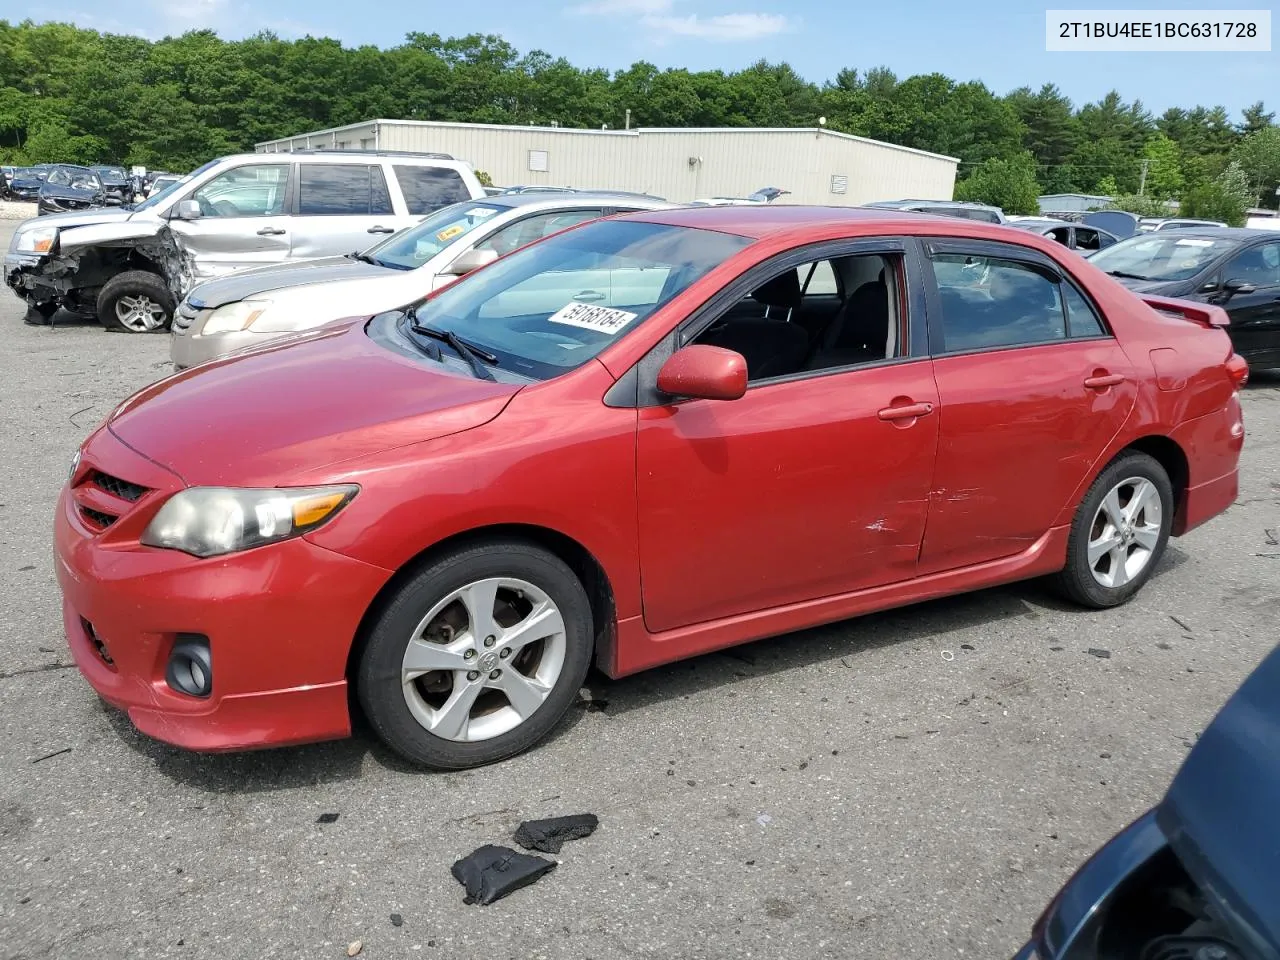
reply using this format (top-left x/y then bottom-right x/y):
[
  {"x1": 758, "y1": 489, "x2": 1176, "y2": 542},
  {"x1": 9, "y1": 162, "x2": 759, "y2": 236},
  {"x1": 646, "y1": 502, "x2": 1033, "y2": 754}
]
[
  {"x1": 452, "y1": 845, "x2": 557, "y2": 905},
  {"x1": 316, "y1": 812, "x2": 339, "y2": 824},
  {"x1": 513, "y1": 814, "x2": 599, "y2": 854},
  {"x1": 1087, "y1": 648, "x2": 1112, "y2": 659},
  {"x1": 389, "y1": 913, "x2": 403, "y2": 927}
]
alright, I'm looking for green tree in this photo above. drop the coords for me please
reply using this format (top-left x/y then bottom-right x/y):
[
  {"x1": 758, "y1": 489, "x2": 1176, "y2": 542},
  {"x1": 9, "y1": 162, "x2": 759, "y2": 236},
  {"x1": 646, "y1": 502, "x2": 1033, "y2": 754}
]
[
  {"x1": 1105, "y1": 193, "x2": 1169, "y2": 218},
  {"x1": 953, "y1": 151, "x2": 1040, "y2": 214},
  {"x1": 1141, "y1": 132, "x2": 1183, "y2": 199},
  {"x1": 1181, "y1": 161, "x2": 1251, "y2": 225},
  {"x1": 1232, "y1": 126, "x2": 1280, "y2": 208}
]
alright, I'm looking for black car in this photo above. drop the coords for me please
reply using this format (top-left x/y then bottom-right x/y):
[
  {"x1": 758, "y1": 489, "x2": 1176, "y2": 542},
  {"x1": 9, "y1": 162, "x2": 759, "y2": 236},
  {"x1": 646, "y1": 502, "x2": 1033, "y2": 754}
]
[
  {"x1": 1007, "y1": 217, "x2": 1120, "y2": 253},
  {"x1": 90, "y1": 164, "x2": 134, "y2": 204},
  {"x1": 1014, "y1": 643, "x2": 1280, "y2": 960},
  {"x1": 37, "y1": 164, "x2": 106, "y2": 215},
  {"x1": 6, "y1": 165, "x2": 51, "y2": 202},
  {"x1": 1088, "y1": 227, "x2": 1280, "y2": 371}
]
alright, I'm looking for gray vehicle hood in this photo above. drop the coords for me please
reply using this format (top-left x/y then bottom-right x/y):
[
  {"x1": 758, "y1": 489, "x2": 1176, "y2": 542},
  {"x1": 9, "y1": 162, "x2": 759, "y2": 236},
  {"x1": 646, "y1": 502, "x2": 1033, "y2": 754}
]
[
  {"x1": 186, "y1": 256, "x2": 392, "y2": 309},
  {"x1": 36, "y1": 206, "x2": 156, "y2": 231}
]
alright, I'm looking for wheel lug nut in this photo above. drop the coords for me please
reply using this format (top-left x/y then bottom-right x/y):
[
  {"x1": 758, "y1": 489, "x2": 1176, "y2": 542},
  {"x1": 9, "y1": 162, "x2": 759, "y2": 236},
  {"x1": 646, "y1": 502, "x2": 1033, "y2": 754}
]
[
  {"x1": 466, "y1": 670, "x2": 480, "y2": 682},
  {"x1": 464, "y1": 649, "x2": 476, "y2": 660},
  {"x1": 499, "y1": 648, "x2": 511, "y2": 659},
  {"x1": 489, "y1": 669, "x2": 501, "y2": 680},
  {"x1": 484, "y1": 635, "x2": 496, "y2": 647}
]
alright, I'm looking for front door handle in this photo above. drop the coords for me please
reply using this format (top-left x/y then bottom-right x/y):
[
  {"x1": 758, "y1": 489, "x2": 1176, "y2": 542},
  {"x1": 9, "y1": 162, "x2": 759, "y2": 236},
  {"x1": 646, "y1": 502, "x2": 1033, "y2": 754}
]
[
  {"x1": 1084, "y1": 372, "x2": 1126, "y2": 389},
  {"x1": 877, "y1": 401, "x2": 934, "y2": 421},
  {"x1": 574, "y1": 290, "x2": 607, "y2": 302},
  {"x1": 367, "y1": 225, "x2": 395, "y2": 234},
  {"x1": 256, "y1": 227, "x2": 286, "y2": 236}
]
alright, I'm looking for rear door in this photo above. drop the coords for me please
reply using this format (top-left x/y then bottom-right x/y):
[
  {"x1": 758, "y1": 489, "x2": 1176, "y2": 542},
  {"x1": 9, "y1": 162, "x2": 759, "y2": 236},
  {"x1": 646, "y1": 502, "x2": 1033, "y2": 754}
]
[
  {"x1": 169, "y1": 162, "x2": 293, "y2": 278},
  {"x1": 918, "y1": 240, "x2": 1138, "y2": 575},
  {"x1": 288, "y1": 163, "x2": 399, "y2": 260}
]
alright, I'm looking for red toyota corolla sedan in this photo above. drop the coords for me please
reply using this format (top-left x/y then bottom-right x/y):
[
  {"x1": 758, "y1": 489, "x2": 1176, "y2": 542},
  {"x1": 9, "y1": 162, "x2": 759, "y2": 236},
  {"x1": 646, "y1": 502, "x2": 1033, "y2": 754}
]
[{"x1": 54, "y1": 207, "x2": 1247, "y2": 769}]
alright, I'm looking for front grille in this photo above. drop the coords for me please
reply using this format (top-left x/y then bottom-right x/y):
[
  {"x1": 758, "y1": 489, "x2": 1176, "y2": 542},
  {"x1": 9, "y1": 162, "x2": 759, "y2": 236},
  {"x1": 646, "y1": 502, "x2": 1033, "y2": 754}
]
[
  {"x1": 79, "y1": 506, "x2": 117, "y2": 529},
  {"x1": 91, "y1": 470, "x2": 148, "y2": 502}
]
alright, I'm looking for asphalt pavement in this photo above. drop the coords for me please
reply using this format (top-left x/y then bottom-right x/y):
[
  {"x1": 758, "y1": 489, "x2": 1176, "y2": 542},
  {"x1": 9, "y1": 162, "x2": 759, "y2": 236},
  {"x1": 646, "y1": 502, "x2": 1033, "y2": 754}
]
[{"x1": 1, "y1": 217, "x2": 1278, "y2": 960}]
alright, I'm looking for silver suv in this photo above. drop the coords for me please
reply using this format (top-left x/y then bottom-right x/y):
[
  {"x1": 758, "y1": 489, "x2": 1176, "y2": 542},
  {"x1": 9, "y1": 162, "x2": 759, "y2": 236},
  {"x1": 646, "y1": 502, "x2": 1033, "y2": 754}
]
[{"x1": 4, "y1": 151, "x2": 485, "y2": 332}]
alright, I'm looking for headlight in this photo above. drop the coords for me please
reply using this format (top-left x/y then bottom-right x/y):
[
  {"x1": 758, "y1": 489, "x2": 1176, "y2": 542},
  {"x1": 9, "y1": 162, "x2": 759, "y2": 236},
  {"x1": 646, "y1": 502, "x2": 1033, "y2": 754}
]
[
  {"x1": 141, "y1": 485, "x2": 358, "y2": 557},
  {"x1": 200, "y1": 300, "x2": 273, "y2": 335},
  {"x1": 14, "y1": 225, "x2": 58, "y2": 254}
]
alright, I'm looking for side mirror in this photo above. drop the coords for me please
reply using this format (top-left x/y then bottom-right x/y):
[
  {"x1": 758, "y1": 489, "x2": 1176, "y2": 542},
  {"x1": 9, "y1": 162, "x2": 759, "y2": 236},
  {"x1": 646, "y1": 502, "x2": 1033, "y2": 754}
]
[
  {"x1": 656, "y1": 345, "x2": 748, "y2": 402},
  {"x1": 174, "y1": 199, "x2": 202, "y2": 220},
  {"x1": 1224, "y1": 277, "x2": 1256, "y2": 296},
  {"x1": 445, "y1": 248, "x2": 499, "y2": 276}
]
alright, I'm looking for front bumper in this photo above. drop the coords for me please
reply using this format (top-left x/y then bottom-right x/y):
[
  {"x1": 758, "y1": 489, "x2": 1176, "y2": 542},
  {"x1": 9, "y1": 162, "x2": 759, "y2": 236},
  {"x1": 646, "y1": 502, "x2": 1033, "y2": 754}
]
[
  {"x1": 4, "y1": 251, "x2": 48, "y2": 304},
  {"x1": 170, "y1": 323, "x2": 277, "y2": 369},
  {"x1": 54, "y1": 429, "x2": 392, "y2": 751}
]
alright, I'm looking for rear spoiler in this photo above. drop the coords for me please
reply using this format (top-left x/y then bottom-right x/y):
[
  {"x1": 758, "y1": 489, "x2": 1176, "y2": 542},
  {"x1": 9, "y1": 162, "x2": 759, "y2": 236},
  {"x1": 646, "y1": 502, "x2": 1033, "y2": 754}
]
[{"x1": 1141, "y1": 294, "x2": 1230, "y2": 328}]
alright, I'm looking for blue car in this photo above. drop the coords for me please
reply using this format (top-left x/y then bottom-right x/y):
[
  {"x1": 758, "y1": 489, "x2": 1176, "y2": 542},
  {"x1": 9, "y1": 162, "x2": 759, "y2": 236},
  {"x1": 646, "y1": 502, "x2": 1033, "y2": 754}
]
[{"x1": 1015, "y1": 644, "x2": 1280, "y2": 960}]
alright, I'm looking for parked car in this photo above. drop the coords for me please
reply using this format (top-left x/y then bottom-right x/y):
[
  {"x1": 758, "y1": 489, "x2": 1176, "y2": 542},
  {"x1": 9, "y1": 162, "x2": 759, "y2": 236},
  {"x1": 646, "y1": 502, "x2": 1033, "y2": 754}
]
[
  {"x1": 1, "y1": 165, "x2": 14, "y2": 188},
  {"x1": 171, "y1": 191, "x2": 674, "y2": 368},
  {"x1": 862, "y1": 199, "x2": 1007, "y2": 224},
  {"x1": 1138, "y1": 217, "x2": 1228, "y2": 232},
  {"x1": 5, "y1": 165, "x2": 50, "y2": 202},
  {"x1": 90, "y1": 165, "x2": 135, "y2": 204},
  {"x1": 1007, "y1": 217, "x2": 1120, "y2": 252},
  {"x1": 37, "y1": 164, "x2": 107, "y2": 216},
  {"x1": 1013, "y1": 642, "x2": 1280, "y2": 960},
  {"x1": 4, "y1": 150, "x2": 485, "y2": 330},
  {"x1": 55, "y1": 206, "x2": 1245, "y2": 769},
  {"x1": 1088, "y1": 227, "x2": 1280, "y2": 370},
  {"x1": 690, "y1": 187, "x2": 791, "y2": 207},
  {"x1": 145, "y1": 174, "x2": 181, "y2": 199}
]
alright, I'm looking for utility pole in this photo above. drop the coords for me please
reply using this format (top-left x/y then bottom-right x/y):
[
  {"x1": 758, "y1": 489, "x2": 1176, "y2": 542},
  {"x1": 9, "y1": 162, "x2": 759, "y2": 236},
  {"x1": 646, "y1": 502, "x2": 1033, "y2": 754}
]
[
  {"x1": 625, "y1": 108, "x2": 631, "y2": 131},
  {"x1": 1138, "y1": 158, "x2": 1150, "y2": 196}
]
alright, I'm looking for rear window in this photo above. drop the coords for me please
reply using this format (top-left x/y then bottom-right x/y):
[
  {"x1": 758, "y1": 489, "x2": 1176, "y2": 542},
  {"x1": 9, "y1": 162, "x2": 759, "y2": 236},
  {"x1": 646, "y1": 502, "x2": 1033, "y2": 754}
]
[
  {"x1": 394, "y1": 165, "x2": 472, "y2": 215},
  {"x1": 298, "y1": 164, "x2": 393, "y2": 216}
]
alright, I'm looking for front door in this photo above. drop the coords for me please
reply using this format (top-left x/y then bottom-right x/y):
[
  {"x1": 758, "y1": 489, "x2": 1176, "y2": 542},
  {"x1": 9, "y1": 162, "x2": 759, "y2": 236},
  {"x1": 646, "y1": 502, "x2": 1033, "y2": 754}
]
[
  {"x1": 169, "y1": 162, "x2": 292, "y2": 280},
  {"x1": 635, "y1": 244, "x2": 939, "y2": 633},
  {"x1": 917, "y1": 243, "x2": 1138, "y2": 575},
  {"x1": 1215, "y1": 240, "x2": 1280, "y2": 369}
]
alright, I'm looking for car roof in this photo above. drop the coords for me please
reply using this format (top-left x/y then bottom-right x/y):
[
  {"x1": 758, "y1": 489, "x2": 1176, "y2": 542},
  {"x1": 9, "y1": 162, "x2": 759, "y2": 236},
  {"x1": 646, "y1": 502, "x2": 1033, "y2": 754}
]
[{"x1": 624, "y1": 204, "x2": 1016, "y2": 240}]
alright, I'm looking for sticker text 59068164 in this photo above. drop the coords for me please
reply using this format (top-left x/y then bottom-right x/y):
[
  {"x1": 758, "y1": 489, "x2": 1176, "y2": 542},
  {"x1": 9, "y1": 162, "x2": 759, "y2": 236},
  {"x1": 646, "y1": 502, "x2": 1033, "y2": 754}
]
[{"x1": 547, "y1": 302, "x2": 637, "y2": 335}]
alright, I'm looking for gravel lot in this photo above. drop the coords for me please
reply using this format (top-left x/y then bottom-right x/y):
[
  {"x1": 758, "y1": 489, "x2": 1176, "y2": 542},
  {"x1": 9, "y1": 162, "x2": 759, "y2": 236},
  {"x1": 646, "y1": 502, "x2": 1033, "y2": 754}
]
[{"x1": 1, "y1": 217, "x2": 1277, "y2": 960}]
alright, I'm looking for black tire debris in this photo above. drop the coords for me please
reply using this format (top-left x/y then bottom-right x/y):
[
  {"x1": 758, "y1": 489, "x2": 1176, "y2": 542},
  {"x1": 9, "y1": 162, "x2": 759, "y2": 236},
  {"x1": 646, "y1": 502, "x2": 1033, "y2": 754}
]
[
  {"x1": 452, "y1": 845, "x2": 557, "y2": 905},
  {"x1": 513, "y1": 814, "x2": 600, "y2": 854}
]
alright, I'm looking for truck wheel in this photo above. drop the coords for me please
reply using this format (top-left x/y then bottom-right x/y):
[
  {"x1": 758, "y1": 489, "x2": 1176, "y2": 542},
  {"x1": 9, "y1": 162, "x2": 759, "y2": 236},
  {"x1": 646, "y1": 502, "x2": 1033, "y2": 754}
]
[{"x1": 96, "y1": 271, "x2": 174, "y2": 333}]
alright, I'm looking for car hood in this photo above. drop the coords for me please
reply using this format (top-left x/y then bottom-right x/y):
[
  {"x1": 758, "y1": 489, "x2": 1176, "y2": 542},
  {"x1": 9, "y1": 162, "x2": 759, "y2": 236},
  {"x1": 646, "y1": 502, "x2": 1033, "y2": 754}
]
[
  {"x1": 187, "y1": 257, "x2": 395, "y2": 309},
  {"x1": 1156, "y1": 643, "x2": 1280, "y2": 956},
  {"x1": 31, "y1": 206, "x2": 142, "y2": 231},
  {"x1": 107, "y1": 321, "x2": 520, "y2": 486}
]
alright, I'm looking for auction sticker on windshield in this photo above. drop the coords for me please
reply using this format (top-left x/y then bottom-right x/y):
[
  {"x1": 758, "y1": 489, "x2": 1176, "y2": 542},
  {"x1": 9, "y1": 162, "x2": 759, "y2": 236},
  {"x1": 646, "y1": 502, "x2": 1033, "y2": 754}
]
[
  {"x1": 1175, "y1": 238, "x2": 1216, "y2": 246},
  {"x1": 547, "y1": 302, "x2": 637, "y2": 334},
  {"x1": 437, "y1": 224, "x2": 466, "y2": 242}
]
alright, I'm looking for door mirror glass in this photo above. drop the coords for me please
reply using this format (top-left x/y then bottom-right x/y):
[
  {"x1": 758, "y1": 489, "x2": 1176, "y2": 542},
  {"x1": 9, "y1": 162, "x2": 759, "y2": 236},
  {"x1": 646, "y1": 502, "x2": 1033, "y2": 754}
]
[
  {"x1": 174, "y1": 199, "x2": 202, "y2": 220},
  {"x1": 1224, "y1": 277, "x2": 1256, "y2": 295},
  {"x1": 1199, "y1": 278, "x2": 1220, "y2": 293},
  {"x1": 656, "y1": 345, "x2": 748, "y2": 401},
  {"x1": 446, "y1": 248, "x2": 500, "y2": 276}
]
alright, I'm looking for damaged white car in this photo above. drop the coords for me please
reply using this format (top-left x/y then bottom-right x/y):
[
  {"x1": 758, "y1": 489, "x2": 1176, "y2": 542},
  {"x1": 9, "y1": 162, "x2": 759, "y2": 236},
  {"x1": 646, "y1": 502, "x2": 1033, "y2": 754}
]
[{"x1": 4, "y1": 151, "x2": 484, "y2": 331}]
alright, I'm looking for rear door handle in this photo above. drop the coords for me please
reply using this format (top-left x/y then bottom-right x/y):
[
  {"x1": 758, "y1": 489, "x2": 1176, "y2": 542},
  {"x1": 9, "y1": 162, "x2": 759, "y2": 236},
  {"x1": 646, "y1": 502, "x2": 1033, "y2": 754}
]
[
  {"x1": 367, "y1": 225, "x2": 395, "y2": 234},
  {"x1": 574, "y1": 290, "x2": 607, "y2": 302},
  {"x1": 877, "y1": 402, "x2": 934, "y2": 421},
  {"x1": 256, "y1": 227, "x2": 286, "y2": 236},
  {"x1": 1084, "y1": 373, "x2": 1126, "y2": 389}
]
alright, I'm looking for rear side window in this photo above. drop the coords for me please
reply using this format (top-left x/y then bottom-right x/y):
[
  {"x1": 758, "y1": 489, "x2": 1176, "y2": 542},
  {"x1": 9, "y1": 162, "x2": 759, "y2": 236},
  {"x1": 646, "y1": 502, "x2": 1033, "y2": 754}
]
[
  {"x1": 298, "y1": 164, "x2": 392, "y2": 216},
  {"x1": 1062, "y1": 282, "x2": 1106, "y2": 337},
  {"x1": 394, "y1": 165, "x2": 472, "y2": 215},
  {"x1": 932, "y1": 255, "x2": 1066, "y2": 352}
]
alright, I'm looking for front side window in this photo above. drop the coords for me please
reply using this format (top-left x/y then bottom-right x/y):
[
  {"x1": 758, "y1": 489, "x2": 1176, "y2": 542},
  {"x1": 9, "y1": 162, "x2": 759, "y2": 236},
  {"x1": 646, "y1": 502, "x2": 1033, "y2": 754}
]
[
  {"x1": 933, "y1": 254, "x2": 1066, "y2": 352},
  {"x1": 1224, "y1": 242, "x2": 1280, "y2": 287},
  {"x1": 393, "y1": 165, "x2": 471, "y2": 215},
  {"x1": 190, "y1": 164, "x2": 289, "y2": 218},
  {"x1": 298, "y1": 164, "x2": 392, "y2": 216},
  {"x1": 403, "y1": 220, "x2": 752, "y2": 380}
]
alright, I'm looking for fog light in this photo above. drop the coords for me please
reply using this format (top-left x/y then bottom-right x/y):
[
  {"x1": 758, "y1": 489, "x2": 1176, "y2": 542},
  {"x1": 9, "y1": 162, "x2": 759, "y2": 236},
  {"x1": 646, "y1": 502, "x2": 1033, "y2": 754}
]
[{"x1": 166, "y1": 636, "x2": 212, "y2": 698}]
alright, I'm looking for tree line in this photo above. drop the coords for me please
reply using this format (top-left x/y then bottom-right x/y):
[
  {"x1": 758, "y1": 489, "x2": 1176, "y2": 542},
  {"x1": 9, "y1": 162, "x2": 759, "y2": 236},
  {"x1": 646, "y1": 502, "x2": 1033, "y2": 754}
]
[{"x1": 2, "y1": 20, "x2": 1278, "y2": 221}]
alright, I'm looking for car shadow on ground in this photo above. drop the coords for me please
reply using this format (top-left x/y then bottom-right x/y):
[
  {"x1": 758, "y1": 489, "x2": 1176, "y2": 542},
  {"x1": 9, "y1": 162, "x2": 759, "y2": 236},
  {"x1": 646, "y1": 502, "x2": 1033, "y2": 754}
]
[{"x1": 106, "y1": 548, "x2": 1189, "y2": 793}]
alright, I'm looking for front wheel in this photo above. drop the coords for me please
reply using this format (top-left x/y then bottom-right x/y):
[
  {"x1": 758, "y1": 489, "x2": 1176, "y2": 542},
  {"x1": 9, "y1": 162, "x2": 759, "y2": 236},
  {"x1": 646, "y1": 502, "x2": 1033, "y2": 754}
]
[
  {"x1": 1052, "y1": 451, "x2": 1173, "y2": 609},
  {"x1": 357, "y1": 540, "x2": 594, "y2": 769},
  {"x1": 96, "y1": 270, "x2": 174, "y2": 333}
]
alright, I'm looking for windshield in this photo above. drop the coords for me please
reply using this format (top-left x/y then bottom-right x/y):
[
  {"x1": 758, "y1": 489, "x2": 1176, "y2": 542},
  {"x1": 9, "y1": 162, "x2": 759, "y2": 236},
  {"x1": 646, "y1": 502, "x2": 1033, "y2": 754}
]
[
  {"x1": 93, "y1": 166, "x2": 127, "y2": 180},
  {"x1": 1089, "y1": 234, "x2": 1237, "y2": 282},
  {"x1": 47, "y1": 167, "x2": 101, "y2": 190},
  {"x1": 370, "y1": 202, "x2": 507, "y2": 269},
  {"x1": 404, "y1": 219, "x2": 752, "y2": 380},
  {"x1": 132, "y1": 159, "x2": 216, "y2": 211}
]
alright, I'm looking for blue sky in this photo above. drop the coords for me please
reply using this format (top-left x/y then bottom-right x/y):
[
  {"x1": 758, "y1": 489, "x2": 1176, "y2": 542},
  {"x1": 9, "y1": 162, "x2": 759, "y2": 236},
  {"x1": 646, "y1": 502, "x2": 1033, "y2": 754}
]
[{"x1": 21, "y1": 0, "x2": 1279, "y2": 118}]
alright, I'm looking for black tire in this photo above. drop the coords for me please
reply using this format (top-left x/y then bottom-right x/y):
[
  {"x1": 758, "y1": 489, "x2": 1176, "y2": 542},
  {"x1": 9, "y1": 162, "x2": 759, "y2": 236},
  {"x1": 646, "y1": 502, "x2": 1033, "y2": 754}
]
[
  {"x1": 357, "y1": 540, "x2": 594, "y2": 770},
  {"x1": 95, "y1": 270, "x2": 175, "y2": 333},
  {"x1": 1051, "y1": 451, "x2": 1173, "y2": 609}
]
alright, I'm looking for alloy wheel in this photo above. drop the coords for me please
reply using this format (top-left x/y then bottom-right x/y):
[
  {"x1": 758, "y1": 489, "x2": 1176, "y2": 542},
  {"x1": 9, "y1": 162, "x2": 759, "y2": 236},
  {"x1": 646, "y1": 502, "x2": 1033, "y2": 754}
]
[
  {"x1": 115, "y1": 294, "x2": 167, "y2": 331},
  {"x1": 1087, "y1": 476, "x2": 1163, "y2": 589}
]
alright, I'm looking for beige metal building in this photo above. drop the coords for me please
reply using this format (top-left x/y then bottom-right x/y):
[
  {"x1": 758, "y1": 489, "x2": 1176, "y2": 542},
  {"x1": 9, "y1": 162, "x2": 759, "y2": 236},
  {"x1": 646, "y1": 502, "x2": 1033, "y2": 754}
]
[{"x1": 256, "y1": 120, "x2": 958, "y2": 206}]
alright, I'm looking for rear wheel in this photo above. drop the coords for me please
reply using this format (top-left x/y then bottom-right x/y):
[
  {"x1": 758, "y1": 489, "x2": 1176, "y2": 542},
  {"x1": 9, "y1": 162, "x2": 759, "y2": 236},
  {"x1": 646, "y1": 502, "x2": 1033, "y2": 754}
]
[
  {"x1": 1052, "y1": 451, "x2": 1173, "y2": 608},
  {"x1": 357, "y1": 540, "x2": 594, "y2": 769},
  {"x1": 96, "y1": 271, "x2": 174, "y2": 333}
]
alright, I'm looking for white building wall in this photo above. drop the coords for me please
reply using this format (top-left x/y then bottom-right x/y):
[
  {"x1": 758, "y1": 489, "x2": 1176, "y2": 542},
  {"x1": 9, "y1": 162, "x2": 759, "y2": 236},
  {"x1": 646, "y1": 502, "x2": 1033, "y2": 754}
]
[{"x1": 258, "y1": 121, "x2": 958, "y2": 205}]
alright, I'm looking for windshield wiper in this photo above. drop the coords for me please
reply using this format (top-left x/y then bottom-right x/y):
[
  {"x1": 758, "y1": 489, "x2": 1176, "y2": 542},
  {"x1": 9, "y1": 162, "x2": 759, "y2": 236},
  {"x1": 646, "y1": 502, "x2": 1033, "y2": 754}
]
[
  {"x1": 405, "y1": 309, "x2": 497, "y2": 381},
  {"x1": 345, "y1": 251, "x2": 385, "y2": 267},
  {"x1": 1106, "y1": 269, "x2": 1157, "y2": 282}
]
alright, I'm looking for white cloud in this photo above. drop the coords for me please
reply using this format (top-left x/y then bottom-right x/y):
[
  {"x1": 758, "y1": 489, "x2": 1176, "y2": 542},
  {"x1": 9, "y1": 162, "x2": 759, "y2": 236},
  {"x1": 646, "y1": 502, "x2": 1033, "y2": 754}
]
[
  {"x1": 570, "y1": 0, "x2": 791, "y2": 42},
  {"x1": 641, "y1": 11, "x2": 788, "y2": 40},
  {"x1": 160, "y1": 0, "x2": 228, "y2": 28}
]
